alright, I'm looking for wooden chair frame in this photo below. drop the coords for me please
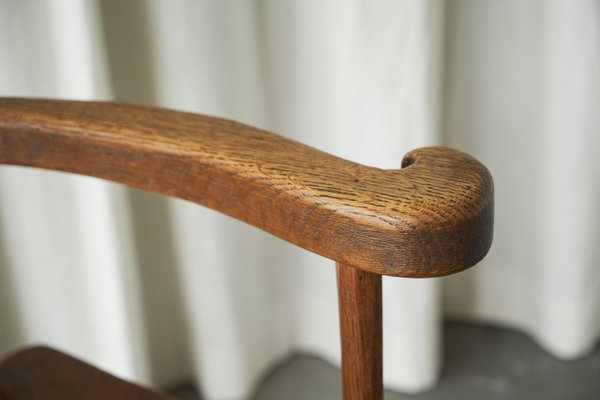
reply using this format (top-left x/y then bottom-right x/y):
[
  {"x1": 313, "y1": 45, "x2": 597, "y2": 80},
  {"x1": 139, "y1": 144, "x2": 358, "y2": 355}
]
[{"x1": 0, "y1": 98, "x2": 493, "y2": 399}]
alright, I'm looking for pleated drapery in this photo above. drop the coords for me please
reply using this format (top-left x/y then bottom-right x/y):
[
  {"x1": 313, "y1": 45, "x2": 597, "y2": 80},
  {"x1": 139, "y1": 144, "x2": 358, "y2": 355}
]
[{"x1": 0, "y1": 1, "x2": 598, "y2": 399}]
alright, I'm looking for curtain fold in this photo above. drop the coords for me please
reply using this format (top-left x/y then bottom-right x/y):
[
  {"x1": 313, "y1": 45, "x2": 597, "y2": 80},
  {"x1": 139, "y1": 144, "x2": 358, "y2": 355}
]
[
  {"x1": 442, "y1": 0, "x2": 600, "y2": 360},
  {"x1": 0, "y1": 1, "x2": 598, "y2": 399},
  {"x1": 0, "y1": 0, "x2": 150, "y2": 383}
]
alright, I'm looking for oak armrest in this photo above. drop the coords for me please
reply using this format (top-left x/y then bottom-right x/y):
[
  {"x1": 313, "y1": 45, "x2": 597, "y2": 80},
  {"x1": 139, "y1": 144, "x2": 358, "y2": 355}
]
[{"x1": 0, "y1": 98, "x2": 493, "y2": 277}]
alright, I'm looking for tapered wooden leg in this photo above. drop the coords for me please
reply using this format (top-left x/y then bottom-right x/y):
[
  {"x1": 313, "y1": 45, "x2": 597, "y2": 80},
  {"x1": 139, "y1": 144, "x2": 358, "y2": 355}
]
[{"x1": 337, "y1": 263, "x2": 383, "y2": 400}]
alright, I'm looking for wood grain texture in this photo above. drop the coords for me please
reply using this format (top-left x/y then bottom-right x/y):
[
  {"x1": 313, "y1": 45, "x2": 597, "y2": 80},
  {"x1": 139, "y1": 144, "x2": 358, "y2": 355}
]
[
  {"x1": 0, "y1": 346, "x2": 173, "y2": 400},
  {"x1": 337, "y1": 263, "x2": 383, "y2": 400},
  {"x1": 0, "y1": 98, "x2": 494, "y2": 277}
]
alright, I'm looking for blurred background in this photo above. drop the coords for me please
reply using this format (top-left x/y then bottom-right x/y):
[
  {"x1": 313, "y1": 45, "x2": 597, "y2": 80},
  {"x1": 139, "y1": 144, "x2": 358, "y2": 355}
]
[{"x1": 0, "y1": 1, "x2": 598, "y2": 399}]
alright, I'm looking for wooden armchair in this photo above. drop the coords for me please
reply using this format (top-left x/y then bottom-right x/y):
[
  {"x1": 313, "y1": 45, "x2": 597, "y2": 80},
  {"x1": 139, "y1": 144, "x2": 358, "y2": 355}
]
[{"x1": 0, "y1": 99, "x2": 493, "y2": 400}]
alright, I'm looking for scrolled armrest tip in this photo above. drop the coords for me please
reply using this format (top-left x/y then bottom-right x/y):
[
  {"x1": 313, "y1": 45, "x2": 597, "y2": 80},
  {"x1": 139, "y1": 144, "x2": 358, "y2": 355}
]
[{"x1": 338, "y1": 146, "x2": 494, "y2": 277}]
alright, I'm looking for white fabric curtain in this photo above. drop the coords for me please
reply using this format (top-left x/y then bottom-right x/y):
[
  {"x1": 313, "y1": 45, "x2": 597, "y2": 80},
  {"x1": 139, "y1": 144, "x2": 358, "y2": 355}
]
[{"x1": 0, "y1": 1, "x2": 598, "y2": 398}]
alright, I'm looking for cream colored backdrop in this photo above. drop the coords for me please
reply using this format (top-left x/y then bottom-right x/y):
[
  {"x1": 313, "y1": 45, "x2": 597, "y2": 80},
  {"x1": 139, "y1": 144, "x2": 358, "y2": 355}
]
[{"x1": 0, "y1": 1, "x2": 598, "y2": 399}]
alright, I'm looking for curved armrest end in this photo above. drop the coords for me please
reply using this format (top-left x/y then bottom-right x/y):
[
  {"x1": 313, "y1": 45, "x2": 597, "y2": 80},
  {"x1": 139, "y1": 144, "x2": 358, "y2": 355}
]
[{"x1": 374, "y1": 146, "x2": 493, "y2": 277}]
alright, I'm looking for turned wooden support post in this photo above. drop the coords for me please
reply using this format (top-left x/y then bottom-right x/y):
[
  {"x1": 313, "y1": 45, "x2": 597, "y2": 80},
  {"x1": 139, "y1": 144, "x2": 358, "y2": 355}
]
[{"x1": 337, "y1": 263, "x2": 383, "y2": 400}]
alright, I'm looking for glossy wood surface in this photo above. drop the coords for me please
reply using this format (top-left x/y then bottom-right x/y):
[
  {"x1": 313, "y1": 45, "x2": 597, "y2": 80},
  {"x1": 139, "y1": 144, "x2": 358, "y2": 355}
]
[
  {"x1": 0, "y1": 98, "x2": 493, "y2": 277},
  {"x1": 0, "y1": 347, "x2": 172, "y2": 400},
  {"x1": 337, "y1": 263, "x2": 383, "y2": 400}
]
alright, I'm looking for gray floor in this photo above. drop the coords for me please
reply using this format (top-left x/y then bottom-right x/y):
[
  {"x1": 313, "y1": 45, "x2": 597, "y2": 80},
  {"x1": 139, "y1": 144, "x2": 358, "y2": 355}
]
[{"x1": 170, "y1": 321, "x2": 600, "y2": 400}]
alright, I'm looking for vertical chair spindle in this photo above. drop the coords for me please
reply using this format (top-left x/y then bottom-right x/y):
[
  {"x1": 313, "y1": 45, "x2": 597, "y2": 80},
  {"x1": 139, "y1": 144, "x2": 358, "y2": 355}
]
[{"x1": 337, "y1": 263, "x2": 383, "y2": 400}]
